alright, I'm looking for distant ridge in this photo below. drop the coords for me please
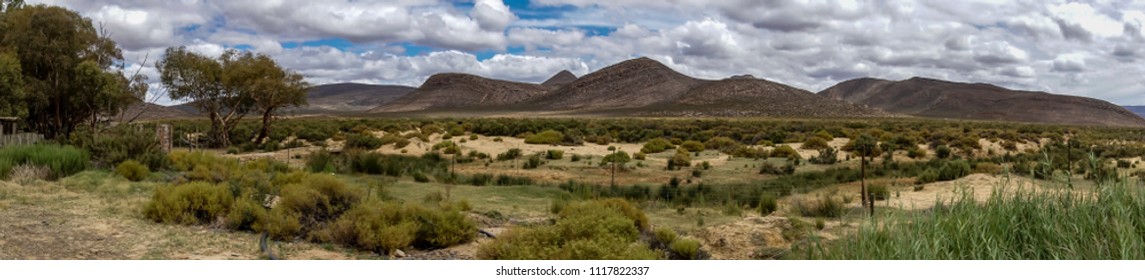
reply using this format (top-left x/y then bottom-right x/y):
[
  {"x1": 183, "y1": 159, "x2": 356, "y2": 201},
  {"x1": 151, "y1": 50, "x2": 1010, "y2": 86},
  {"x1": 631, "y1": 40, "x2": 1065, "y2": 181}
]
[
  {"x1": 819, "y1": 77, "x2": 1145, "y2": 127},
  {"x1": 371, "y1": 73, "x2": 548, "y2": 113},
  {"x1": 304, "y1": 83, "x2": 415, "y2": 112}
]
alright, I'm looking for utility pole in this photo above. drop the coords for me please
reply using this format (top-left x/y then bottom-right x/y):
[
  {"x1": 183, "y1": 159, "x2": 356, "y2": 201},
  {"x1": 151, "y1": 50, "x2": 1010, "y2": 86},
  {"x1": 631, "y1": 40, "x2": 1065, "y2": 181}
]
[{"x1": 609, "y1": 146, "x2": 617, "y2": 187}]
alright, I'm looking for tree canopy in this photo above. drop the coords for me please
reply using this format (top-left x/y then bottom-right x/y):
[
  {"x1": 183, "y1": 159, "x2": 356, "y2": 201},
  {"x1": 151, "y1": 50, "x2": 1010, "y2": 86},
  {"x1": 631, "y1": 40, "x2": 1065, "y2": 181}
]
[
  {"x1": 158, "y1": 47, "x2": 307, "y2": 147},
  {"x1": 0, "y1": 3, "x2": 139, "y2": 138}
]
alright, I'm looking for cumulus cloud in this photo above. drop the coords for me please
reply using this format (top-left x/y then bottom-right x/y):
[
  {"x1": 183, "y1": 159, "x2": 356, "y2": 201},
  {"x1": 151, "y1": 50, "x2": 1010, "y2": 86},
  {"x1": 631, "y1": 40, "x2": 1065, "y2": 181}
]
[{"x1": 25, "y1": 0, "x2": 1145, "y2": 105}]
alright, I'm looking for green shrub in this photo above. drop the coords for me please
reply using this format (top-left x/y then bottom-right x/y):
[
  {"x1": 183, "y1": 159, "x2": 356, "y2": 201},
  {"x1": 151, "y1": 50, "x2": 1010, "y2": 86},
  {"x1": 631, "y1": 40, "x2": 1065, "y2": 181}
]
[
  {"x1": 115, "y1": 160, "x2": 150, "y2": 182},
  {"x1": 547, "y1": 150, "x2": 564, "y2": 160},
  {"x1": 868, "y1": 185, "x2": 889, "y2": 201},
  {"x1": 570, "y1": 154, "x2": 582, "y2": 162},
  {"x1": 497, "y1": 148, "x2": 523, "y2": 161},
  {"x1": 668, "y1": 151, "x2": 691, "y2": 170},
  {"x1": 759, "y1": 193, "x2": 778, "y2": 215},
  {"x1": 523, "y1": 153, "x2": 545, "y2": 169},
  {"x1": 935, "y1": 145, "x2": 952, "y2": 159},
  {"x1": 770, "y1": 145, "x2": 800, "y2": 159},
  {"x1": 409, "y1": 204, "x2": 477, "y2": 248},
  {"x1": 809, "y1": 147, "x2": 838, "y2": 164},
  {"x1": 681, "y1": 140, "x2": 705, "y2": 153},
  {"x1": 938, "y1": 160, "x2": 971, "y2": 181},
  {"x1": 306, "y1": 149, "x2": 340, "y2": 173},
  {"x1": 226, "y1": 195, "x2": 268, "y2": 231},
  {"x1": 793, "y1": 195, "x2": 844, "y2": 218},
  {"x1": 345, "y1": 133, "x2": 383, "y2": 150},
  {"x1": 478, "y1": 199, "x2": 659, "y2": 260},
  {"x1": 143, "y1": 181, "x2": 234, "y2": 225},
  {"x1": 0, "y1": 144, "x2": 90, "y2": 180},
  {"x1": 70, "y1": 125, "x2": 168, "y2": 170},
  {"x1": 974, "y1": 162, "x2": 1002, "y2": 174},
  {"x1": 907, "y1": 147, "x2": 927, "y2": 159},
  {"x1": 917, "y1": 168, "x2": 939, "y2": 184},
  {"x1": 653, "y1": 227, "x2": 677, "y2": 246},
  {"x1": 641, "y1": 138, "x2": 674, "y2": 154},
  {"x1": 704, "y1": 137, "x2": 742, "y2": 154},
  {"x1": 801, "y1": 137, "x2": 830, "y2": 150},
  {"x1": 267, "y1": 174, "x2": 364, "y2": 240},
  {"x1": 525, "y1": 130, "x2": 565, "y2": 145},
  {"x1": 669, "y1": 238, "x2": 701, "y2": 260}
]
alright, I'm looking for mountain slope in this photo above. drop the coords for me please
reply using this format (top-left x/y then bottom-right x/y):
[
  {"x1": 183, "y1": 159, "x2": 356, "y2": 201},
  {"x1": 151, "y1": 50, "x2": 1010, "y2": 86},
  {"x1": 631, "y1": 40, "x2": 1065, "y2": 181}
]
[
  {"x1": 371, "y1": 73, "x2": 549, "y2": 113},
  {"x1": 305, "y1": 83, "x2": 415, "y2": 112},
  {"x1": 526, "y1": 57, "x2": 704, "y2": 110},
  {"x1": 638, "y1": 76, "x2": 888, "y2": 117},
  {"x1": 541, "y1": 70, "x2": 577, "y2": 88},
  {"x1": 820, "y1": 77, "x2": 1145, "y2": 127}
]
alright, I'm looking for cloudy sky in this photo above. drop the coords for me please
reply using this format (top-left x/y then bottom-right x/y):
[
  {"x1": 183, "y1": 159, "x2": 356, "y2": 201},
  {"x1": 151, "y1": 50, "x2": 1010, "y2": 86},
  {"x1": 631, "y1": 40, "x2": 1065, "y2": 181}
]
[{"x1": 27, "y1": 0, "x2": 1145, "y2": 105}]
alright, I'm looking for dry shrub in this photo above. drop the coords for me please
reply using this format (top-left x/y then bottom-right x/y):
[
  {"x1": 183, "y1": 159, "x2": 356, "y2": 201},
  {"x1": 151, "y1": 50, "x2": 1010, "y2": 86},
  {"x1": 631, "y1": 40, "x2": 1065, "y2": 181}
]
[
  {"x1": 792, "y1": 194, "x2": 844, "y2": 218},
  {"x1": 115, "y1": 160, "x2": 150, "y2": 182},
  {"x1": 9, "y1": 164, "x2": 50, "y2": 185},
  {"x1": 143, "y1": 182, "x2": 234, "y2": 225}
]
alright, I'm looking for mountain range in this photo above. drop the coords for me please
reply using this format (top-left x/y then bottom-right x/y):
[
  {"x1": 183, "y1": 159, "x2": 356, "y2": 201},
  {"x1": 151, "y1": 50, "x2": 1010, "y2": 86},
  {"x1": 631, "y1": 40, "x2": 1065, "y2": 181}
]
[{"x1": 142, "y1": 57, "x2": 1145, "y2": 127}]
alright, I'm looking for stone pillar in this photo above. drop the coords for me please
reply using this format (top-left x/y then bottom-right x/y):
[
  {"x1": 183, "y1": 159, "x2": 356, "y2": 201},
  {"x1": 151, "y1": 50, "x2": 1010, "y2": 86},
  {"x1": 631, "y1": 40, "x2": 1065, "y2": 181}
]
[{"x1": 157, "y1": 124, "x2": 172, "y2": 153}]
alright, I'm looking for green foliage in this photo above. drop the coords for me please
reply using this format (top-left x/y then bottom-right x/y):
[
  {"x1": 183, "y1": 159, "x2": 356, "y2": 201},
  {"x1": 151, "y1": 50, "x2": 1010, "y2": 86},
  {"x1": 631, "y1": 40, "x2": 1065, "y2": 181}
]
[
  {"x1": 770, "y1": 145, "x2": 800, "y2": 159},
  {"x1": 653, "y1": 228, "x2": 677, "y2": 246},
  {"x1": 524, "y1": 130, "x2": 565, "y2": 145},
  {"x1": 681, "y1": 140, "x2": 705, "y2": 153},
  {"x1": 814, "y1": 130, "x2": 834, "y2": 141},
  {"x1": 868, "y1": 185, "x2": 889, "y2": 201},
  {"x1": 669, "y1": 238, "x2": 702, "y2": 260},
  {"x1": 143, "y1": 182, "x2": 234, "y2": 225},
  {"x1": 306, "y1": 149, "x2": 340, "y2": 173},
  {"x1": 267, "y1": 174, "x2": 364, "y2": 240},
  {"x1": 641, "y1": 138, "x2": 674, "y2": 154},
  {"x1": 759, "y1": 193, "x2": 778, "y2": 216},
  {"x1": 759, "y1": 162, "x2": 795, "y2": 175},
  {"x1": 668, "y1": 150, "x2": 691, "y2": 170},
  {"x1": 115, "y1": 160, "x2": 149, "y2": 182},
  {"x1": 938, "y1": 160, "x2": 972, "y2": 181},
  {"x1": 225, "y1": 195, "x2": 267, "y2": 231},
  {"x1": 496, "y1": 148, "x2": 523, "y2": 161},
  {"x1": 0, "y1": 144, "x2": 90, "y2": 180},
  {"x1": 523, "y1": 153, "x2": 545, "y2": 169},
  {"x1": 477, "y1": 199, "x2": 659, "y2": 260},
  {"x1": 792, "y1": 195, "x2": 844, "y2": 218},
  {"x1": 907, "y1": 147, "x2": 927, "y2": 159},
  {"x1": 809, "y1": 181, "x2": 1145, "y2": 259},
  {"x1": 345, "y1": 133, "x2": 384, "y2": 150},
  {"x1": 801, "y1": 137, "x2": 830, "y2": 150},
  {"x1": 2, "y1": 5, "x2": 132, "y2": 140},
  {"x1": 809, "y1": 147, "x2": 838, "y2": 164},
  {"x1": 601, "y1": 151, "x2": 632, "y2": 168},
  {"x1": 935, "y1": 145, "x2": 952, "y2": 159},
  {"x1": 848, "y1": 134, "x2": 883, "y2": 158},
  {"x1": 69, "y1": 125, "x2": 168, "y2": 170},
  {"x1": 917, "y1": 169, "x2": 939, "y2": 184},
  {"x1": 704, "y1": 137, "x2": 742, "y2": 154},
  {"x1": 546, "y1": 149, "x2": 564, "y2": 160}
]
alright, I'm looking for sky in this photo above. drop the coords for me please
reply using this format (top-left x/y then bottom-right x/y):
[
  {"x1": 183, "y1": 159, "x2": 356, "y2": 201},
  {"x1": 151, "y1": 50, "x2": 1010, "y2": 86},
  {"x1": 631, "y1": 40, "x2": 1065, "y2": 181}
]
[{"x1": 26, "y1": 0, "x2": 1145, "y2": 106}]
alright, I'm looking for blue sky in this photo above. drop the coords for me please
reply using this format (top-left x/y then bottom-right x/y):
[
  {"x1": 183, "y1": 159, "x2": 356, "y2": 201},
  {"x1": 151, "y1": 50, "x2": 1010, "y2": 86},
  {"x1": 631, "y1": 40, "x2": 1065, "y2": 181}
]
[{"x1": 27, "y1": 0, "x2": 1145, "y2": 105}]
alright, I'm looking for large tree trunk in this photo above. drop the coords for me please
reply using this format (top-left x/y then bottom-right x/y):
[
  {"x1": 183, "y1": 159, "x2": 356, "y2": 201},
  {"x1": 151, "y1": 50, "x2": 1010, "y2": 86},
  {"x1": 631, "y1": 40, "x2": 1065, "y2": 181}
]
[{"x1": 255, "y1": 108, "x2": 274, "y2": 144}]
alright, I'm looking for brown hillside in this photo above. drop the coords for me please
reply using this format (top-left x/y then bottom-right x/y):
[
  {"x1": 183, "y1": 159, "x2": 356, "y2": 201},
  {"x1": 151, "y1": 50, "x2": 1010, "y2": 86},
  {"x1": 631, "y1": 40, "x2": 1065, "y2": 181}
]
[
  {"x1": 636, "y1": 77, "x2": 888, "y2": 118},
  {"x1": 527, "y1": 57, "x2": 703, "y2": 110},
  {"x1": 819, "y1": 77, "x2": 1145, "y2": 127},
  {"x1": 305, "y1": 83, "x2": 415, "y2": 112},
  {"x1": 371, "y1": 73, "x2": 548, "y2": 113},
  {"x1": 116, "y1": 101, "x2": 194, "y2": 120},
  {"x1": 541, "y1": 70, "x2": 577, "y2": 88}
]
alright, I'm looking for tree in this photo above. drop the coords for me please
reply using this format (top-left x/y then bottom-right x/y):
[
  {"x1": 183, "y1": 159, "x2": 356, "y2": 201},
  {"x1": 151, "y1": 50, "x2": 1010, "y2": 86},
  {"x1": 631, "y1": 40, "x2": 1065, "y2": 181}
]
[
  {"x1": 0, "y1": 4, "x2": 129, "y2": 139},
  {"x1": 849, "y1": 134, "x2": 882, "y2": 216},
  {"x1": 601, "y1": 147, "x2": 630, "y2": 187},
  {"x1": 0, "y1": 51, "x2": 25, "y2": 119},
  {"x1": 159, "y1": 48, "x2": 307, "y2": 148},
  {"x1": 228, "y1": 52, "x2": 308, "y2": 144}
]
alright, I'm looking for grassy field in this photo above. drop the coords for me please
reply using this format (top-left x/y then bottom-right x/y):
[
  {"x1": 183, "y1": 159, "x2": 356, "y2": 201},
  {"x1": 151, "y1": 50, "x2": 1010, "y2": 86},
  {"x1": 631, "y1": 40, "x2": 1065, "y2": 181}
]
[{"x1": 3, "y1": 117, "x2": 1145, "y2": 259}]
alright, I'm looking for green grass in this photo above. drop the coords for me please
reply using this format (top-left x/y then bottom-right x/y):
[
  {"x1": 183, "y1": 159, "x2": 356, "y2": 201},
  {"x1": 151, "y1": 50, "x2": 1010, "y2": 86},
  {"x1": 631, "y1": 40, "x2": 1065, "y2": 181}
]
[
  {"x1": 806, "y1": 179, "x2": 1145, "y2": 259},
  {"x1": 0, "y1": 144, "x2": 90, "y2": 180}
]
